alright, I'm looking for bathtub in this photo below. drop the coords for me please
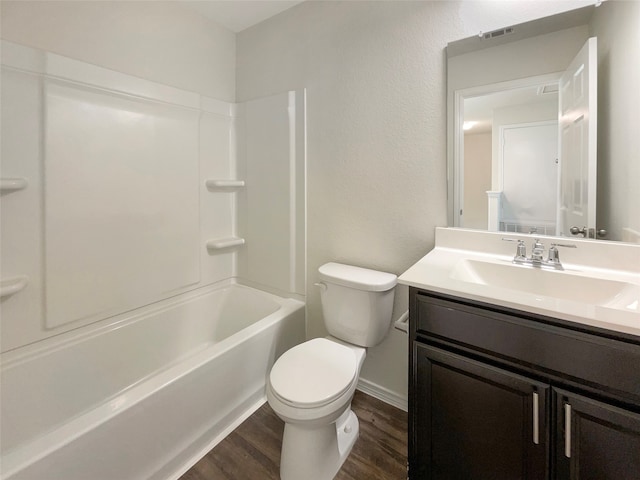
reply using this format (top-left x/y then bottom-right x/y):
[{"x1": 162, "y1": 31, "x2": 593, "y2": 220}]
[{"x1": 0, "y1": 283, "x2": 305, "y2": 480}]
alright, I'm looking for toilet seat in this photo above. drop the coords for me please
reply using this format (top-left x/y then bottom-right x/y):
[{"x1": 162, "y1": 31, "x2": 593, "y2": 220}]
[{"x1": 269, "y1": 338, "x2": 358, "y2": 409}]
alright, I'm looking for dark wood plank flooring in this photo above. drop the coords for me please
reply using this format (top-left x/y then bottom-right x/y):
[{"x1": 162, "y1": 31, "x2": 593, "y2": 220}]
[{"x1": 180, "y1": 390, "x2": 407, "y2": 480}]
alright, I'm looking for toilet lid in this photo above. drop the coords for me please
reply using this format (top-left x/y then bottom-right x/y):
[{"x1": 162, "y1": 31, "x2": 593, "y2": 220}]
[{"x1": 270, "y1": 338, "x2": 358, "y2": 408}]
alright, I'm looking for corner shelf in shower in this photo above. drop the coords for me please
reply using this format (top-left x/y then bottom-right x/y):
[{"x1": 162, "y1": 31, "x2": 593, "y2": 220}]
[
  {"x1": 0, "y1": 177, "x2": 28, "y2": 194},
  {"x1": 0, "y1": 275, "x2": 29, "y2": 298},
  {"x1": 205, "y1": 179, "x2": 245, "y2": 190},
  {"x1": 206, "y1": 237, "x2": 246, "y2": 250}
]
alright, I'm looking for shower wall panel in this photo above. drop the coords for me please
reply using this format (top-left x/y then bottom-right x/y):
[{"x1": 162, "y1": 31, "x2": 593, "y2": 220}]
[
  {"x1": 200, "y1": 106, "x2": 238, "y2": 286},
  {"x1": 0, "y1": 64, "x2": 44, "y2": 352},
  {"x1": 44, "y1": 80, "x2": 200, "y2": 328},
  {"x1": 1, "y1": 40, "x2": 304, "y2": 353},
  {"x1": 0, "y1": 41, "x2": 238, "y2": 351},
  {"x1": 236, "y1": 90, "x2": 306, "y2": 296}
]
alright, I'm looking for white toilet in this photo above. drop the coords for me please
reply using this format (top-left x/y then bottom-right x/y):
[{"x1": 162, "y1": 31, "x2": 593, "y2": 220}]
[{"x1": 267, "y1": 262, "x2": 397, "y2": 480}]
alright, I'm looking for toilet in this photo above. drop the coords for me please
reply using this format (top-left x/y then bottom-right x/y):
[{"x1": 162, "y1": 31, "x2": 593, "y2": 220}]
[{"x1": 267, "y1": 262, "x2": 397, "y2": 480}]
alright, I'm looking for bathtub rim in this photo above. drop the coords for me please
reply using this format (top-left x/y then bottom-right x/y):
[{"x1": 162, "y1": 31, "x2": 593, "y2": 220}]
[
  {"x1": 0, "y1": 281, "x2": 304, "y2": 478},
  {"x1": 0, "y1": 279, "x2": 300, "y2": 367}
]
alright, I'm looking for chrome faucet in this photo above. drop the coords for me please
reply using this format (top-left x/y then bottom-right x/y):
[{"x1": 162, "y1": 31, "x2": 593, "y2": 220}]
[
  {"x1": 531, "y1": 238, "x2": 545, "y2": 263},
  {"x1": 502, "y1": 238, "x2": 576, "y2": 270}
]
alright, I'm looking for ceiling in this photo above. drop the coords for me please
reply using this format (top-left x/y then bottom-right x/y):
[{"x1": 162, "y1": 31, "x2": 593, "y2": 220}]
[
  {"x1": 184, "y1": 0, "x2": 305, "y2": 33},
  {"x1": 464, "y1": 84, "x2": 559, "y2": 134}
]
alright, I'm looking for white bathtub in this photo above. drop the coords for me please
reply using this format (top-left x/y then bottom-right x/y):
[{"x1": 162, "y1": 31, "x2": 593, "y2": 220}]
[{"x1": 0, "y1": 283, "x2": 305, "y2": 480}]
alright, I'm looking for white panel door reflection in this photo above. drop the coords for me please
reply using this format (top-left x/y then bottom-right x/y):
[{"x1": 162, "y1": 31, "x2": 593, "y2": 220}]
[{"x1": 500, "y1": 122, "x2": 558, "y2": 234}]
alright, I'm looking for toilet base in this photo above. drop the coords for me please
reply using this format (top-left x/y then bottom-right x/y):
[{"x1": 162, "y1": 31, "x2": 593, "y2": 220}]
[{"x1": 280, "y1": 408, "x2": 359, "y2": 480}]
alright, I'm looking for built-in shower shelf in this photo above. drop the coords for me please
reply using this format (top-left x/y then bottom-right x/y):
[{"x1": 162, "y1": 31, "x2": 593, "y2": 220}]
[
  {"x1": 206, "y1": 237, "x2": 245, "y2": 250},
  {"x1": 0, "y1": 177, "x2": 28, "y2": 193},
  {"x1": 205, "y1": 179, "x2": 245, "y2": 190},
  {"x1": 0, "y1": 275, "x2": 29, "y2": 298}
]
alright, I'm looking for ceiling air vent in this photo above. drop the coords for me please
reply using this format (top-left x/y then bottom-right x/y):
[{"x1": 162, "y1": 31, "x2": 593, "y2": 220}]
[
  {"x1": 537, "y1": 84, "x2": 560, "y2": 95},
  {"x1": 481, "y1": 27, "x2": 514, "y2": 40}
]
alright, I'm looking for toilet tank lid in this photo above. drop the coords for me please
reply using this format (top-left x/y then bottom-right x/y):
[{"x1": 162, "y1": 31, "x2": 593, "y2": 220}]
[{"x1": 318, "y1": 262, "x2": 397, "y2": 292}]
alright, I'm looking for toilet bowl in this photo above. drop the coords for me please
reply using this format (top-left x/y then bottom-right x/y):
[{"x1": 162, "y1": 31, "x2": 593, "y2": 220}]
[
  {"x1": 267, "y1": 338, "x2": 365, "y2": 480},
  {"x1": 267, "y1": 262, "x2": 397, "y2": 480}
]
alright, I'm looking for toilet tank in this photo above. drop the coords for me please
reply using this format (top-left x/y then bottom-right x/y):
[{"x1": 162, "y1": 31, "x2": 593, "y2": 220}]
[{"x1": 318, "y1": 262, "x2": 397, "y2": 347}]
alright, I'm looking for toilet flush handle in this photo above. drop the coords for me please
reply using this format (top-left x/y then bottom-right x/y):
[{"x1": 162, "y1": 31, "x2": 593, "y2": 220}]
[{"x1": 314, "y1": 282, "x2": 327, "y2": 291}]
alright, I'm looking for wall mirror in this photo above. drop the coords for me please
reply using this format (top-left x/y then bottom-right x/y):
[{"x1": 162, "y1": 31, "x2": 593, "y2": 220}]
[{"x1": 446, "y1": 1, "x2": 639, "y2": 242}]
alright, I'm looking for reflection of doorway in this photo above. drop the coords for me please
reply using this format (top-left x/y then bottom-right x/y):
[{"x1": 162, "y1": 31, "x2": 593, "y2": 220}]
[
  {"x1": 500, "y1": 121, "x2": 558, "y2": 234},
  {"x1": 458, "y1": 79, "x2": 560, "y2": 231}
]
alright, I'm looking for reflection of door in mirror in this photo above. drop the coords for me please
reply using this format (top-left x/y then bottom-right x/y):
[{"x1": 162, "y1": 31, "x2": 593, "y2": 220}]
[
  {"x1": 459, "y1": 36, "x2": 597, "y2": 237},
  {"x1": 501, "y1": 122, "x2": 558, "y2": 234},
  {"x1": 559, "y1": 37, "x2": 597, "y2": 238},
  {"x1": 461, "y1": 82, "x2": 559, "y2": 232}
]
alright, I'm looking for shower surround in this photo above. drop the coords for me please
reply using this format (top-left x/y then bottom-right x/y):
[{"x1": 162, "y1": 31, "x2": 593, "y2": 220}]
[{"x1": 0, "y1": 40, "x2": 306, "y2": 479}]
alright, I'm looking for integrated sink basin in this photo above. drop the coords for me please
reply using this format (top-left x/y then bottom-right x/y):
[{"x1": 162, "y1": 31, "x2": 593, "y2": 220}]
[
  {"x1": 450, "y1": 258, "x2": 640, "y2": 311},
  {"x1": 398, "y1": 228, "x2": 640, "y2": 337}
]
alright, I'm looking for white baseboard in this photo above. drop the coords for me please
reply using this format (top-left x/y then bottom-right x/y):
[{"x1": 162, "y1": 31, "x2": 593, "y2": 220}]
[{"x1": 357, "y1": 378, "x2": 408, "y2": 412}]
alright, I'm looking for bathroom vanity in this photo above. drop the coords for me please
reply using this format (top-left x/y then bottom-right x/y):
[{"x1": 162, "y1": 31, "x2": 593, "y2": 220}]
[{"x1": 400, "y1": 228, "x2": 640, "y2": 479}]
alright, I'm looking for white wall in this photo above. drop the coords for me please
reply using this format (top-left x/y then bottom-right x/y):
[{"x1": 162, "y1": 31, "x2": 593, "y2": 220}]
[
  {"x1": 236, "y1": 0, "x2": 590, "y2": 405},
  {"x1": 590, "y1": 0, "x2": 640, "y2": 242},
  {"x1": 0, "y1": 0, "x2": 236, "y2": 101},
  {"x1": 463, "y1": 133, "x2": 492, "y2": 230}
]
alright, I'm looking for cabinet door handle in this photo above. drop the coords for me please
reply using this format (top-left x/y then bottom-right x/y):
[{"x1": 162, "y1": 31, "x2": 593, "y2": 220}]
[
  {"x1": 532, "y1": 392, "x2": 539, "y2": 445},
  {"x1": 564, "y1": 403, "x2": 572, "y2": 458}
]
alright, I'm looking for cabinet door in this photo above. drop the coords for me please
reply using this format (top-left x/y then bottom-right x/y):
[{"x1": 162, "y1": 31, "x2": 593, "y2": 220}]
[
  {"x1": 412, "y1": 344, "x2": 549, "y2": 480},
  {"x1": 554, "y1": 388, "x2": 640, "y2": 480}
]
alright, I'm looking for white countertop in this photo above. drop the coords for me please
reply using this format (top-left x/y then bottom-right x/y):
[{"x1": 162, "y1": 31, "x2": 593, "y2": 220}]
[{"x1": 399, "y1": 228, "x2": 640, "y2": 338}]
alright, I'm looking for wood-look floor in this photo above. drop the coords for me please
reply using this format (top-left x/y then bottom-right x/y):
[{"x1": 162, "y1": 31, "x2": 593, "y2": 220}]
[{"x1": 180, "y1": 390, "x2": 407, "y2": 480}]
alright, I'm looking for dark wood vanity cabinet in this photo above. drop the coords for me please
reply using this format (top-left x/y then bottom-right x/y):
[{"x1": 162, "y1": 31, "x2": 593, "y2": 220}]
[
  {"x1": 408, "y1": 288, "x2": 640, "y2": 480},
  {"x1": 554, "y1": 389, "x2": 640, "y2": 480},
  {"x1": 414, "y1": 344, "x2": 550, "y2": 479}
]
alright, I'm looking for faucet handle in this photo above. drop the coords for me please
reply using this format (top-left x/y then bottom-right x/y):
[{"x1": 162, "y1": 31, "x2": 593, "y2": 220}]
[
  {"x1": 547, "y1": 243, "x2": 577, "y2": 264},
  {"x1": 502, "y1": 238, "x2": 524, "y2": 244},
  {"x1": 550, "y1": 242, "x2": 577, "y2": 249},
  {"x1": 530, "y1": 238, "x2": 545, "y2": 262},
  {"x1": 502, "y1": 238, "x2": 527, "y2": 260},
  {"x1": 532, "y1": 238, "x2": 545, "y2": 249},
  {"x1": 547, "y1": 245, "x2": 560, "y2": 264}
]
